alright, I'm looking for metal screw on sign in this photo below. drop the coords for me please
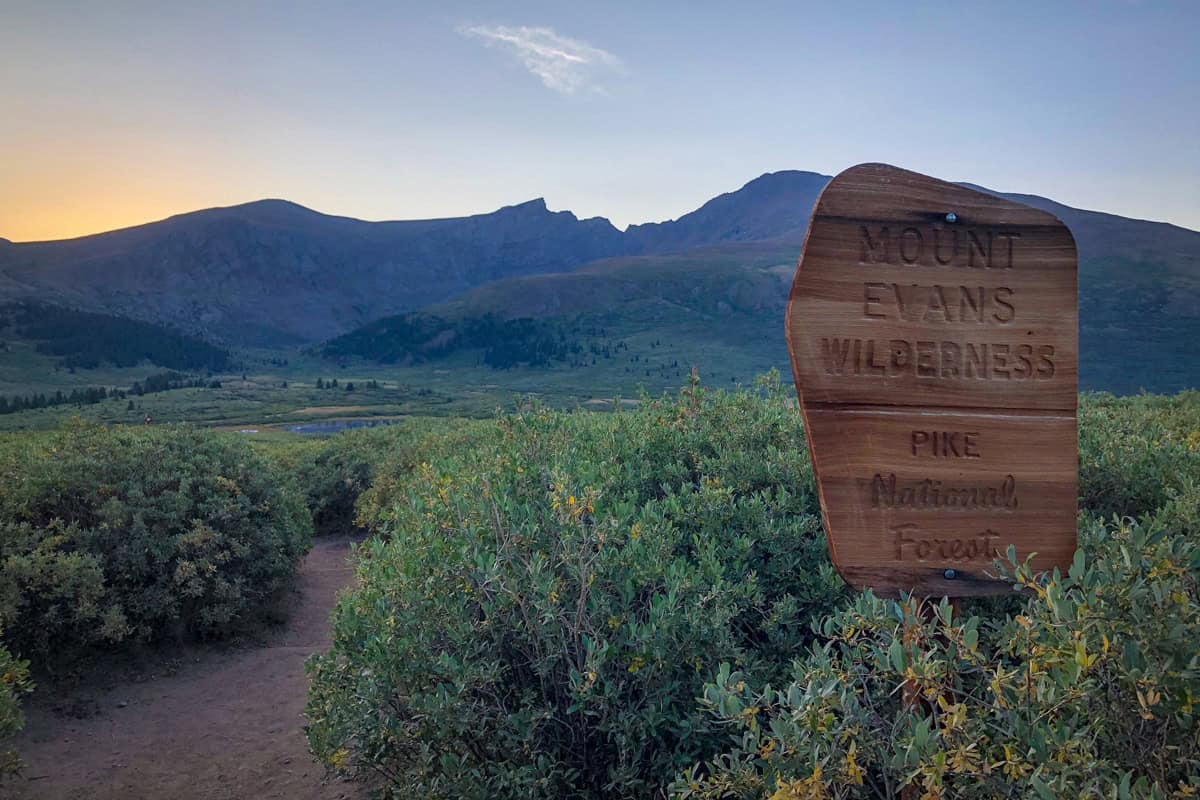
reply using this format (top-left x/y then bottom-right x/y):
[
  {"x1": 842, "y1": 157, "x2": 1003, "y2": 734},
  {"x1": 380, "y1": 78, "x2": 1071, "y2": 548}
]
[
  {"x1": 945, "y1": 212, "x2": 958, "y2": 223},
  {"x1": 944, "y1": 568, "x2": 957, "y2": 580}
]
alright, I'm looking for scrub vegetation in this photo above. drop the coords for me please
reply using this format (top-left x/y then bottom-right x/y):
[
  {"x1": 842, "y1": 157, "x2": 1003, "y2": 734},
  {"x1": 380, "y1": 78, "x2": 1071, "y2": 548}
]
[
  {"x1": 1, "y1": 378, "x2": 1198, "y2": 798},
  {"x1": 300, "y1": 380, "x2": 1200, "y2": 799},
  {"x1": 0, "y1": 423, "x2": 312, "y2": 670}
]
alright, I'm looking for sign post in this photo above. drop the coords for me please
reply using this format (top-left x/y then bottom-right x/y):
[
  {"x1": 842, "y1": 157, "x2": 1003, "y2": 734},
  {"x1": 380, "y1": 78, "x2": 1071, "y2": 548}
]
[
  {"x1": 786, "y1": 163, "x2": 1078, "y2": 796},
  {"x1": 786, "y1": 163, "x2": 1078, "y2": 598}
]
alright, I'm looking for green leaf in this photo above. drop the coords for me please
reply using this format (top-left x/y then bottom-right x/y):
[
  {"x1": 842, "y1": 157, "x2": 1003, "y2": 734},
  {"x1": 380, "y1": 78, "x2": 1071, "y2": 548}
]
[
  {"x1": 888, "y1": 638, "x2": 905, "y2": 674},
  {"x1": 1029, "y1": 775, "x2": 1056, "y2": 800},
  {"x1": 1069, "y1": 548, "x2": 1086, "y2": 581}
]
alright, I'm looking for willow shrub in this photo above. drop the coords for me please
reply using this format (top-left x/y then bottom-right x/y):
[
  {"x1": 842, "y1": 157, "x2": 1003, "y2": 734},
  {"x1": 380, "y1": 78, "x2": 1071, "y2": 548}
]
[
  {"x1": 0, "y1": 639, "x2": 32, "y2": 780},
  {"x1": 266, "y1": 419, "x2": 471, "y2": 538},
  {"x1": 1078, "y1": 391, "x2": 1200, "y2": 518},
  {"x1": 292, "y1": 427, "x2": 405, "y2": 537},
  {"x1": 305, "y1": 374, "x2": 849, "y2": 799},
  {"x1": 675, "y1": 389, "x2": 1200, "y2": 800},
  {"x1": 675, "y1": 497, "x2": 1200, "y2": 799},
  {"x1": 0, "y1": 421, "x2": 311, "y2": 668}
]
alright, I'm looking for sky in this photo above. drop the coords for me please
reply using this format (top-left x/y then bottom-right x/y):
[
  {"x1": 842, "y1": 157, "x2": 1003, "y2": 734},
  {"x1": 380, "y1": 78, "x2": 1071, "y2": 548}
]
[{"x1": 1, "y1": 0, "x2": 1197, "y2": 242}]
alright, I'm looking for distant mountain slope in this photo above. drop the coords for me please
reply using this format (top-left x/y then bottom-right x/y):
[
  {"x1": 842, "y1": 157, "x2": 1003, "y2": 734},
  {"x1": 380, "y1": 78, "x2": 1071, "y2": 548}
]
[
  {"x1": 378, "y1": 182, "x2": 1200, "y2": 394},
  {"x1": 962, "y1": 184, "x2": 1200, "y2": 269},
  {"x1": 434, "y1": 185, "x2": 1200, "y2": 320},
  {"x1": 626, "y1": 171, "x2": 829, "y2": 252},
  {"x1": 0, "y1": 172, "x2": 831, "y2": 347},
  {"x1": 435, "y1": 241, "x2": 800, "y2": 321},
  {"x1": 0, "y1": 198, "x2": 627, "y2": 345},
  {"x1": 3, "y1": 169, "x2": 1198, "y2": 394},
  {"x1": 1, "y1": 301, "x2": 232, "y2": 371}
]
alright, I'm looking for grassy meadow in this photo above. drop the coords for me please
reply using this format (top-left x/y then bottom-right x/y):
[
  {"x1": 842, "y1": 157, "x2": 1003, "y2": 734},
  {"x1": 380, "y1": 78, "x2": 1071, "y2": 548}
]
[{"x1": 0, "y1": 302, "x2": 788, "y2": 432}]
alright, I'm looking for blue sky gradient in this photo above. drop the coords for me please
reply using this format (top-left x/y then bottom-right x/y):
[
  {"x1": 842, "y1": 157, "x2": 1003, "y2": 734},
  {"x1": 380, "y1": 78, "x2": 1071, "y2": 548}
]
[{"x1": 1, "y1": 0, "x2": 1197, "y2": 240}]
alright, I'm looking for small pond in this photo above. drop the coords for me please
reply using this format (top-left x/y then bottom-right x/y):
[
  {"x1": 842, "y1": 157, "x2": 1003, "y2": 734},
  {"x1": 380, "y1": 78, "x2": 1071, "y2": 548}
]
[{"x1": 286, "y1": 418, "x2": 402, "y2": 435}]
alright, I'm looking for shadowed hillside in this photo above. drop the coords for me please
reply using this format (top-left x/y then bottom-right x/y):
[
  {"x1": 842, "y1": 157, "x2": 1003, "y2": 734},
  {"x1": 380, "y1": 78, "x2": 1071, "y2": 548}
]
[
  {"x1": 3, "y1": 170, "x2": 1198, "y2": 393},
  {"x1": 0, "y1": 199, "x2": 628, "y2": 345},
  {"x1": 0, "y1": 172, "x2": 830, "y2": 347},
  {"x1": 333, "y1": 178, "x2": 1200, "y2": 394}
]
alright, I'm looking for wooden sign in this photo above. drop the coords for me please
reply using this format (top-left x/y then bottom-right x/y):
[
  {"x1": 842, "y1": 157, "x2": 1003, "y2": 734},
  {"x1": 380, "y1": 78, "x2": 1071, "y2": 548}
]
[{"x1": 786, "y1": 163, "x2": 1078, "y2": 597}]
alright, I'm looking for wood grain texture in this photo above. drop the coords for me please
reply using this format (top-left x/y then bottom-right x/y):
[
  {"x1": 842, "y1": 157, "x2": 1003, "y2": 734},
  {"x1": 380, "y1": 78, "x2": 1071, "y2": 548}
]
[{"x1": 786, "y1": 164, "x2": 1078, "y2": 597}]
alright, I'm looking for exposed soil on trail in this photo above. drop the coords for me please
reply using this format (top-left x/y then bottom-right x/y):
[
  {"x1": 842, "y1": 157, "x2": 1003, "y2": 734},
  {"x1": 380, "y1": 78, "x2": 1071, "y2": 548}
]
[{"x1": 8, "y1": 538, "x2": 364, "y2": 800}]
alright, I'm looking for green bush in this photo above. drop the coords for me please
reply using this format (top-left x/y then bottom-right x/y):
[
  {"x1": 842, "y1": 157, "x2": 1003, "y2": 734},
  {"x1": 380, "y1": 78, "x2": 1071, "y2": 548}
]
[
  {"x1": 291, "y1": 424, "x2": 437, "y2": 537},
  {"x1": 0, "y1": 638, "x2": 33, "y2": 780},
  {"x1": 676, "y1": 494, "x2": 1200, "y2": 799},
  {"x1": 0, "y1": 420, "x2": 312, "y2": 668},
  {"x1": 353, "y1": 417, "x2": 493, "y2": 528},
  {"x1": 305, "y1": 374, "x2": 849, "y2": 799},
  {"x1": 1078, "y1": 391, "x2": 1200, "y2": 518},
  {"x1": 299, "y1": 385, "x2": 1200, "y2": 798}
]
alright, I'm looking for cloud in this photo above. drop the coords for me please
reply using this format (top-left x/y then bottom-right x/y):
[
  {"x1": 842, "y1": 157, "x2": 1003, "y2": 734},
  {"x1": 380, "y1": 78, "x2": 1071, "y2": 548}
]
[{"x1": 459, "y1": 24, "x2": 622, "y2": 95}]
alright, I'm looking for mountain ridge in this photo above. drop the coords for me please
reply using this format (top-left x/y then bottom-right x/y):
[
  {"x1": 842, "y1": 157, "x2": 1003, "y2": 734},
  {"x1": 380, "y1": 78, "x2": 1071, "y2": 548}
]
[
  {"x1": 15, "y1": 173, "x2": 1197, "y2": 247},
  {"x1": 0, "y1": 195, "x2": 631, "y2": 344},
  {"x1": 2, "y1": 170, "x2": 1197, "y2": 371}
]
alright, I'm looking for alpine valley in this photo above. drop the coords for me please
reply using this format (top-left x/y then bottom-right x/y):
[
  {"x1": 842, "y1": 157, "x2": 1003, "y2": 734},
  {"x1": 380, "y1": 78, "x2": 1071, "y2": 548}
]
[{"x1": 1, "y1": 169, "x2": 1197, "y2": 429}]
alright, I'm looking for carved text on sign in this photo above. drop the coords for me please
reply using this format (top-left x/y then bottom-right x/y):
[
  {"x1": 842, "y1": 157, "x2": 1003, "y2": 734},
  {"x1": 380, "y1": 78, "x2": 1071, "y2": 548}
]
[
  {"x1": 859, "y1": 225, "x2": 1020, "y2": 269},
  {"x1": 869, "y1": 474, "x2": 1018, "y2": 511},
  {"x1": 819, "y1": 338, "x2": 1056, "y2": 380},
  {"x1": 892, "y1": 524, "x2": 1003, "y2": 563},
  {"x1": 786, "y1": 163, "x2": 1078, "y2": 597},
  {"x1": 861, "y1": 283, "x2": 1016, "y2": 323},
  {"x1": 910, "y1": 430, "x2": 980, "y2": 458}
]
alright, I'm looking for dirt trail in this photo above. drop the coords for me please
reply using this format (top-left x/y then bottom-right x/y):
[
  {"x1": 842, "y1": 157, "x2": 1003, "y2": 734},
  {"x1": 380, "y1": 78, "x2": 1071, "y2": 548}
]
[{"x1": 8, "y1": 538, "x2": 363, "y2": 800}]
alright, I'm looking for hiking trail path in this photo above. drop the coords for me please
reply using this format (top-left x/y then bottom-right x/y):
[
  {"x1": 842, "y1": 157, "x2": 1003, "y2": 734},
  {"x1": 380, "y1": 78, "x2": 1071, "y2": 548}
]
[{"x1": 10, "y1": 538, "x2": 363, "y2": 800}]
